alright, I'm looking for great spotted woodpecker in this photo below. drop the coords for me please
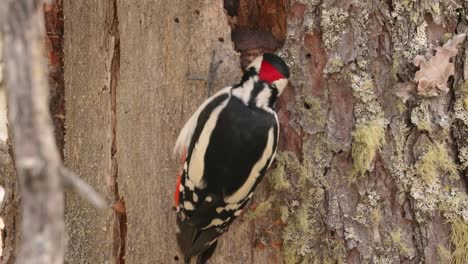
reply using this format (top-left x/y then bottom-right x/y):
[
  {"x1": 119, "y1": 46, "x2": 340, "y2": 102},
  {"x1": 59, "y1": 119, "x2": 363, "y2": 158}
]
[{"x1": 173, "y1": 53, "x2": 289, "y2": 264}]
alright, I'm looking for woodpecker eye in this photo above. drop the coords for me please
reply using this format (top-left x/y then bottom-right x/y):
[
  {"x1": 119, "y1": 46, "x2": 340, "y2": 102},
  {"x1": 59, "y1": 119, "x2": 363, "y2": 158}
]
[{"x1": 270, "y1": 84, "x2": 278, "y2": 90}]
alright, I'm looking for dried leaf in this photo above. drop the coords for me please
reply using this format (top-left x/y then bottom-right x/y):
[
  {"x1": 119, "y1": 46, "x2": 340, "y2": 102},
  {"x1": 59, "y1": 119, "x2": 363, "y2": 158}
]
[
  {"x1": 249, "y1": 203, "x2": 258, "y2": 210},
  {"x1": 43, "y1": 3, "x2": 53, "y2": 12},
  {"x1": 272, "y1": 218, "x2": 285, "y2": 226},
  {"x1": 413, "y1": 33, "x2": 466, "y2": 97},
  {"x1": 270, "y1": 240, "x2": 283, "y2": 250},
  {"x1": 255, "y1": 242, "x2": 267, "y2": 250},
  {"x1": 111, "y1": 200, "x2": 126, "y2": 215}
]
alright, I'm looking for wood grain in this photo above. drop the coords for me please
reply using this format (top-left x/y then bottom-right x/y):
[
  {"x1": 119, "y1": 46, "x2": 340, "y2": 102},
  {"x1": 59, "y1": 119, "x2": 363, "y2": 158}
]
[{"x1": 63, "y1": 1, "x2": 116, "y2": 263}]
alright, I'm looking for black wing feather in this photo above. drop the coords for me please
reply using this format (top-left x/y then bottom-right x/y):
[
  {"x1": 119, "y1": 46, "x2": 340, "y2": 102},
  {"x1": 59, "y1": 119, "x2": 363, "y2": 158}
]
[
  {"x1": 204, "y1": 96, "x2": 277, "y2": 196},
  {"x1": 177, "y1": 90, "x2": 278, "y2": 262}
]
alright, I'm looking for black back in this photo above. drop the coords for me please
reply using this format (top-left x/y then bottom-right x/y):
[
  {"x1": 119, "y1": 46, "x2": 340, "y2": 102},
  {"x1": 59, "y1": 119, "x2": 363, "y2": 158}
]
[{"x1": 203, "y1": 96, "x2": 277, "y2": 196}]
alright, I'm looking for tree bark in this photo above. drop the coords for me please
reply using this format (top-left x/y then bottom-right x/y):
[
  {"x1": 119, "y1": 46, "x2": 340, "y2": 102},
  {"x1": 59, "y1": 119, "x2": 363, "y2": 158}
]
[
  {"x1": 63, "y1": 0, "x2": 468, "y2": 263},
  {"x1": 1, "y1": 2, "x2": 66, "y2": 262},
  {"x1": 0, "y1": 28, "x2": 20, "y2": 264},
  {"x1": 0, "y1": 141, "x2": 20, "y2": 264},
  {"x1": 1, "y1": 0, "x2": 65, "y2": 263},
  {"x1": 1, "y1": 1, "x2": 106, "y2": 263}
]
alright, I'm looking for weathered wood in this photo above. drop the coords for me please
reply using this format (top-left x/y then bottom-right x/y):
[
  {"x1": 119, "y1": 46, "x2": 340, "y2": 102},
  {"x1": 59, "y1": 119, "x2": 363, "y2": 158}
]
[
  {"x1": 63, "y1": 1, "x2": 118, "y2": 263},
  {"x1": 63, "y1": 0, "x2": 278, "y2": 263},
  {"x1": 116, "y1": 0, "x2": 253, "y2": 263}
]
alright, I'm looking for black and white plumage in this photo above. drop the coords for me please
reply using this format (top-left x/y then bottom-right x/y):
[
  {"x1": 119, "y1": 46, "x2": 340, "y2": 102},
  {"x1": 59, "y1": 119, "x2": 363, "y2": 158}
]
[{"x1": 173, "y1": 53, "x2": 289, "y2": 264}]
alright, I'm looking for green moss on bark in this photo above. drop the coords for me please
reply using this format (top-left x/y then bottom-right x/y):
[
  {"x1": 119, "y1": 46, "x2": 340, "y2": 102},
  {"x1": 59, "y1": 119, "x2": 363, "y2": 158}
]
[
  {"x1": 415, "y1": 143, "x2": 458, "y2": 184},
  {"x1": 450, "y1": 218, "x2": 468, "y2": 264},
  {"x1": 350, "y1": 121, "x2": 385, "y2": 181},
  {"x1": 389, "y1": 228, "x2": 412, "y2": 256},
  {"x1": 437, "y1": 244, "x2": 452, "y2": 263},
  {"x1": 247, "y1": 150, "x2": 341, "y2": 263}
]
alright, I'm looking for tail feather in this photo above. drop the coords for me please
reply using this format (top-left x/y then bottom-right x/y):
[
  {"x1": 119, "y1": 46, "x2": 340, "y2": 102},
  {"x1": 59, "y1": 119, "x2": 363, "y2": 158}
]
[
  {"x1": 176, "y1": 217, "x2": 220, "y2": 262},
  {"x1": 176, "y1": 216, "x2": 197, "y2": 257},
  {"x1": 196, "y1": 240, "x2": 218, "y2": 264}
]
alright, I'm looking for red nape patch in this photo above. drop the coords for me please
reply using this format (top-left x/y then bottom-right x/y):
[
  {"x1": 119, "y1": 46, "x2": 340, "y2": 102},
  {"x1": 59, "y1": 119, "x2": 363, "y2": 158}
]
[
  {"x1": 259, "y1": 60, "x2": 284, "y2": 83},
  {"x1": 174, "y1": 175, "x2": 182, "y2": 206}
]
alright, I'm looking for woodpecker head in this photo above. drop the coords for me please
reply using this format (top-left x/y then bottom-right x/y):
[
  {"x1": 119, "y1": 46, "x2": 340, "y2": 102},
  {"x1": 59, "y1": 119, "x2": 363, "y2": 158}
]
[{"x1": 247, "y1": 53, "x2": 290, "y2": 95}]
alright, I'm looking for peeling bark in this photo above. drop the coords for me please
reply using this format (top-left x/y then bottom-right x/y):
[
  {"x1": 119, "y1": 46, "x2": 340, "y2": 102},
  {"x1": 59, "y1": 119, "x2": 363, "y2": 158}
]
[
  {"x1": 251, "y1": 1, "x2": 468, "y2": 263},
  {"x1": 0, "y1": 141, "x2": 19, "y2": 264}
]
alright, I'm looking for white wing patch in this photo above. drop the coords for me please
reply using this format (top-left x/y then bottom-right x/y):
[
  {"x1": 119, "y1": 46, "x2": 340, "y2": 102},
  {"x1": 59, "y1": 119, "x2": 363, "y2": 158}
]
[
  {"x1": 183, "y1": 201, "x2": 194, "y2": 210},
  {"x1": 268, "y1": 113, "x2": 279, "y2": 168},
  {"x1": 173, "y1": 86, "x2": 232, "y2": 158},
  {"x1": 188, "y1": 99, "x2": 230, "y2": 188},
  {"x1": 224, "y1": 127, "x2": 275, "y2": 204},
  {"x1": 203, "y1": 218, "x2": 225, "y2": 229}
]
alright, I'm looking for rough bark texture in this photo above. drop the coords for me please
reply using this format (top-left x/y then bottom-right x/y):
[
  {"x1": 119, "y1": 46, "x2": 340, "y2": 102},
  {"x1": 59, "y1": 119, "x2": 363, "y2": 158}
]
[
  {"x1": 63, "y1": 0, "x2": 468, "y2": 263},
  {"x1": 0, "y1": 141, "x2": 19, "y2": 264},
  {"x1": 0, "y1": 32, "x2": 20, "y2": 264},
  {"x1": 249, "y1": 1, "x2": 468, "y2": 263}
]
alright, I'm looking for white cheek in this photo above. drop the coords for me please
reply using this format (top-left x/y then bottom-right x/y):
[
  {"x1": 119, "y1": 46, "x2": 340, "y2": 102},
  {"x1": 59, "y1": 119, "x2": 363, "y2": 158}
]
[
  {"x1": 273, "y1": 78, "x2": 289, "y2": 94},
  {"x1": 247, "y1": 56, "x2": 263, "y2": 72}
]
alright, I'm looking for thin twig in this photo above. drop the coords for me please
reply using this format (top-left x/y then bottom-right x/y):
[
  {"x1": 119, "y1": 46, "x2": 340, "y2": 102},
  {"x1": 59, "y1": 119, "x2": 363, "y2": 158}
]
[{"x1": 61, "y1": 167, "x2": 108, "y2": 210}]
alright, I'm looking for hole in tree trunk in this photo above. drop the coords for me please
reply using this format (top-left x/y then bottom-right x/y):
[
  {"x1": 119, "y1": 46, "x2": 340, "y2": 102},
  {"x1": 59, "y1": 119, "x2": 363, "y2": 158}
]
[{"x1": 223, "y1": 0, "x2": 288, "y2": 69}]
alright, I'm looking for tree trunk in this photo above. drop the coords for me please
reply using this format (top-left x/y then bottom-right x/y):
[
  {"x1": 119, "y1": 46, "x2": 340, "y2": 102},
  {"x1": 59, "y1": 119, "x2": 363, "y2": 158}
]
[
  {"x1": 1, "y1": 1, "x2": 105, "y2": 262},
  {"x1": 0, "y1": 142, "x2": 19, "y2": 264},
  {"x1": 1, "y1": 0, "x2": 65, "y2": 263},
  {"x1": 0, "y1": 31, "x2": 20, "y2": 264},
  {"x1": 1, "y1": 2, "x2": 65, "y2": 262},
  {"x1": 63, "y1": 0, "x2": 468, "y2": 263}
]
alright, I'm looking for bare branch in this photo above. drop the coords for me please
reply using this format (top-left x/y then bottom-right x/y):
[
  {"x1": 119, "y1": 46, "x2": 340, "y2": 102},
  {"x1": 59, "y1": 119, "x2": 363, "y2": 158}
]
[
  {"x1": 61, "y1": 167, "x2": 108, "y2": 210},
  {"x1": 2, "y1": 0, "x2": 65, "y2": 263},
  {"x1": 1, "y1": 0, "x2": 107, "y2": 263}
]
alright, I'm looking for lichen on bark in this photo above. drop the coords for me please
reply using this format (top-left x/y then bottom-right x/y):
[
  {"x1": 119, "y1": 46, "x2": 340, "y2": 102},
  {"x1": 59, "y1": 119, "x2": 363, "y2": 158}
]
[{"x1": 249, "y1": 0, "x2": 468, "y2": 263}]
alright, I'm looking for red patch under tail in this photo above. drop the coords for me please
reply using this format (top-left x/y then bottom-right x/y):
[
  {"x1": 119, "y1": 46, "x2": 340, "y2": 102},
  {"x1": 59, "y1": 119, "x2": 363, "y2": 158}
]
[{"x1": 174, "y1": 148, "x2": 188, "y2": 207}]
